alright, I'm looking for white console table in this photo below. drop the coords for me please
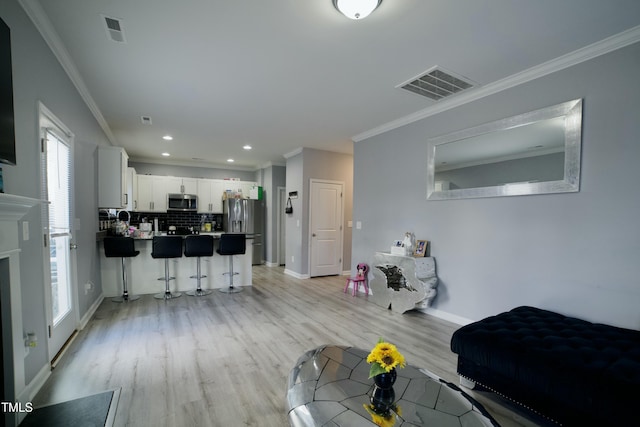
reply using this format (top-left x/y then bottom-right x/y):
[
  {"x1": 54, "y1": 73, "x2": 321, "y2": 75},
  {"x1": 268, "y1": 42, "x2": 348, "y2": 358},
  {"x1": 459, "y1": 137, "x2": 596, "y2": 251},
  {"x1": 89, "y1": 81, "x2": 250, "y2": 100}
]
[{"x1": 369, "y1": 252, "x2": 438, "y2": 313}]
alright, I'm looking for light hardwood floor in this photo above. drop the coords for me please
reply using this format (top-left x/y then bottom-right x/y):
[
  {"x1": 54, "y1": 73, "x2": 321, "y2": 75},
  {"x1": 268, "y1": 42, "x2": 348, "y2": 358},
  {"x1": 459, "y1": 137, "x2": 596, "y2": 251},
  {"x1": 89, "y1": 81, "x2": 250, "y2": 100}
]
[{"x1": 32, "y1": 266, "x2": 543, "y2": 426}]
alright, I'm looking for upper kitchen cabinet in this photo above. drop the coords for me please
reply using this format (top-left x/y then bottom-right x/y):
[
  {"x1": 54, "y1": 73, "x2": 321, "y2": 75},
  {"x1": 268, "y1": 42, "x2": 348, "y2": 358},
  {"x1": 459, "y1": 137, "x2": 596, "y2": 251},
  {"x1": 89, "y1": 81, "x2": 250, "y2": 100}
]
[
  {"x1": 126, "y1": 167, "x2": 138, "y2": 211},
  {"x1": 137, "y1": 175, "x2": 168, "y2": 212},
  {"x1": 98, "y1": 146, "x2": 128, "y2": 208},
  {"x1": 166, "y1": 177, "x2": 197, "y2": 194},
  {"x1": 197, "y1": 179, "x2": 226, "y2": 213}
]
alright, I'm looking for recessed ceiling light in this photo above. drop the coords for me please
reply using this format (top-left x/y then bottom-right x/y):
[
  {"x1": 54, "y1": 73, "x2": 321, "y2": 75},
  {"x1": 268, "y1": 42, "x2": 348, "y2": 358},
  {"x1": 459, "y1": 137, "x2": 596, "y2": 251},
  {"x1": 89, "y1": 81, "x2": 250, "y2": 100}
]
[
  {"x1": 161, "y1": 152, "x2": 170, "y2": 157},
  {"x1": 243, "y1": 145, "x2": 252, "y2": 150},
  {"x1": 227, "y1": 158, "x2": 234, "y2": 163},
  {"x1": 162, "y1": 135, "x2": 173, "y2": 141}
]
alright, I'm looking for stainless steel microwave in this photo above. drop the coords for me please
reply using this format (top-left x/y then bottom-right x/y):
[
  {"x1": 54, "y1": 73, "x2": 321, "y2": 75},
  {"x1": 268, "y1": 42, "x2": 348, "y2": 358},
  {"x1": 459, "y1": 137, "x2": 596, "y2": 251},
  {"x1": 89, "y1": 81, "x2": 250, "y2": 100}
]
[{"x1": 167, "y1": 193, "x2": 198, "y2": 211}]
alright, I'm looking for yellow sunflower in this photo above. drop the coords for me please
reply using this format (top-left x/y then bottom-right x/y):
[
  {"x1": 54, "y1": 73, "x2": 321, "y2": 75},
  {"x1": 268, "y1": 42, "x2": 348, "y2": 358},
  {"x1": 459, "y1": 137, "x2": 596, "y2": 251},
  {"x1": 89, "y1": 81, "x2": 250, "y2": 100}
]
[{"x1": 366, "y1": 338, "x2": 406, "y2": 378}]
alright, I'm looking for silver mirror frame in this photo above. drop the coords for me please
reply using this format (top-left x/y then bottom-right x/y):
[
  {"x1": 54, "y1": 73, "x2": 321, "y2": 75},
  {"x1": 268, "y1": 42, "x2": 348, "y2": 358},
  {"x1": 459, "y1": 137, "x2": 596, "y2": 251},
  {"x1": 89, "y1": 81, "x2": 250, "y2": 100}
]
[{"x1": 427, "y1": 99, "x2": 582, "y2": 200}]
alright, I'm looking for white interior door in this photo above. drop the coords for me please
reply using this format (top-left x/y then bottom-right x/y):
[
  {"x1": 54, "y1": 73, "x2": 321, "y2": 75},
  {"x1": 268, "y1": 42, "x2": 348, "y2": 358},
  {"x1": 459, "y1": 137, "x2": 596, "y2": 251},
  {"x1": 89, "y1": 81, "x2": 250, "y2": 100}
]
[
  {"x1": 309, "y1": 180, "x2": 343, "y2": 277},
  {"x1": 40, "y1": 106, "x2": 78, "y2": 363}
]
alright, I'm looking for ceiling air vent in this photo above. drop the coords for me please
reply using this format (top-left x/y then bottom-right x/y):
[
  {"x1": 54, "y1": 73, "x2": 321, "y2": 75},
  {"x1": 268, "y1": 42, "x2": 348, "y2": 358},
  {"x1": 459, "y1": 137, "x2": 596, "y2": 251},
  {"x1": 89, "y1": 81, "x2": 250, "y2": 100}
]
[
  {"x1": 141, "y1": 116, "x2": 152, "y2": 125},
  {"x1": 399, "y1": 67, "x2": 475, "y2": 101},
  {"x1": 102, "y1": 15, "x2": 127, "y2": 43}
]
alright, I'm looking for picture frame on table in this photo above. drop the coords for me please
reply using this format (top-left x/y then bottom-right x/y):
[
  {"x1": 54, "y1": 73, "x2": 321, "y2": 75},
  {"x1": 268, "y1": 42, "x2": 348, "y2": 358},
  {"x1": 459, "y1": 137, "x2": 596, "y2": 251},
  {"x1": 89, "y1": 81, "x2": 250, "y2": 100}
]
[{"x1": 413, "y1": 240, "x2": 428, "y2": 257}]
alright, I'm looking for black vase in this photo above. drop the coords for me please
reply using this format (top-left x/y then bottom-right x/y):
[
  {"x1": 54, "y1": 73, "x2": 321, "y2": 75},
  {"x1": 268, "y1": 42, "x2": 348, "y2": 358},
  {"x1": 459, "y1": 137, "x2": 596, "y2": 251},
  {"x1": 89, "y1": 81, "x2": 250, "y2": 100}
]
[
  {"x1": 373, "y1": 368, "x2": 397, "y2": 389},
  {"x1": 370, "y1": 385, "x2": 395, "y2": 415}
]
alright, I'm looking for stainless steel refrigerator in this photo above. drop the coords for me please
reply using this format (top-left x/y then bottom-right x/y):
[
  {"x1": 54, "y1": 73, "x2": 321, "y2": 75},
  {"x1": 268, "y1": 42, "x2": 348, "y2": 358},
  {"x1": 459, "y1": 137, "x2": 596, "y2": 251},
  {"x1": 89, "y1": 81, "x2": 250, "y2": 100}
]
[{"x1": 222, "y1": 198, "x2": 264, "y2": 265}]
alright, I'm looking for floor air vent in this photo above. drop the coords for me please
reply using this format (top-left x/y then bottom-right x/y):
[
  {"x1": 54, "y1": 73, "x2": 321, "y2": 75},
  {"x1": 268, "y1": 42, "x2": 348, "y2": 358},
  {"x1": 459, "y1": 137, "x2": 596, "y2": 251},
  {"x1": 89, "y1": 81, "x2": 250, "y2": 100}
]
[
  {"x1": 399, "y1": 67, "x2": 475, "y2": 101},
  {"x1": 102, "y1": 15, "x2": 126, "y2": 43}
]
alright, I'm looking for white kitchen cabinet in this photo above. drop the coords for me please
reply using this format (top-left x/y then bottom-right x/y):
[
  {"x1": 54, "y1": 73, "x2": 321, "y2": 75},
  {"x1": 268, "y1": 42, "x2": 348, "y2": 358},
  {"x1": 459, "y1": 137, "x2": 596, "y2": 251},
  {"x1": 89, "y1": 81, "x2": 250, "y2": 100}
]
[
  {"x1": 98, "y1": 146, "x2": 128, "y2": 208},
  {"x1": 166, "y1": 177, "x2": 197, "y2": 194},
  {"x1": 126, "y1": 167, "x2": 138, "y2": 211},
  {"x1": 211, "y1": 180, "x2": 226, "y2": 212},
  {"x1": 137, "y1": 175, "x2": 167, "y2": 212},
  {"x1": 197, "y1": 179, "x2": 226, "y2": 213},
  {"x1": 196, "y1": 179, "x2": 212, "y2": 213}
]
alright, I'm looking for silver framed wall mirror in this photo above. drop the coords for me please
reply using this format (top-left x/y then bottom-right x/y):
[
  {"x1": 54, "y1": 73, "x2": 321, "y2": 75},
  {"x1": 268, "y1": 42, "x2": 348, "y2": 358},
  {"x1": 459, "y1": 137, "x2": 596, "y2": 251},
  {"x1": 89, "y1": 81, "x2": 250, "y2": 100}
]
[{"x1": 426, "y1": 99, "x2": 583, "y2": 200}]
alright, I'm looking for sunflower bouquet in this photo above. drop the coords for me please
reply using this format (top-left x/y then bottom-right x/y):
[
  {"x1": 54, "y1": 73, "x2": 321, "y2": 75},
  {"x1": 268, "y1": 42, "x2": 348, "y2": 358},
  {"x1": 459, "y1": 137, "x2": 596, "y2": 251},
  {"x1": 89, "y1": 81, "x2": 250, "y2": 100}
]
[{"x1": 366, "y1": 338, "x2": 406, "y2": 378}]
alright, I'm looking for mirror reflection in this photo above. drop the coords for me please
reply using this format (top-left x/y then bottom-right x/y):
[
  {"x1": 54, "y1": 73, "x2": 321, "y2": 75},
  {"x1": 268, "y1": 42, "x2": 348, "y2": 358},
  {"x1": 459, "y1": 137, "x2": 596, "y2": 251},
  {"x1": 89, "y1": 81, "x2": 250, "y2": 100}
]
[{"x1": 427, "y1": 99, "x2": 582, "y2": 200}]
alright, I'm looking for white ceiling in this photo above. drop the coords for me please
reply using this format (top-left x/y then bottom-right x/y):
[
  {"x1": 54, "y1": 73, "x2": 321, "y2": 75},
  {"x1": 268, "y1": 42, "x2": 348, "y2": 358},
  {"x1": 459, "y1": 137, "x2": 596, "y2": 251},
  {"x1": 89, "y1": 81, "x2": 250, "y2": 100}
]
[{"x1": 22, "y1": 0, "x2": 640, "y2": 169}]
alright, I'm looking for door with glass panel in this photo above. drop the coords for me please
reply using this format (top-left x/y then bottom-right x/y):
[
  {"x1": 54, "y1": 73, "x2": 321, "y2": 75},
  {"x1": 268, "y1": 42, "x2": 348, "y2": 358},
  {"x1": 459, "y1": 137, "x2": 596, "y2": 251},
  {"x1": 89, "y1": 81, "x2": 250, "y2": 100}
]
[{"x1": 40, "y1": 107, "x2": 78, "y2": 362}]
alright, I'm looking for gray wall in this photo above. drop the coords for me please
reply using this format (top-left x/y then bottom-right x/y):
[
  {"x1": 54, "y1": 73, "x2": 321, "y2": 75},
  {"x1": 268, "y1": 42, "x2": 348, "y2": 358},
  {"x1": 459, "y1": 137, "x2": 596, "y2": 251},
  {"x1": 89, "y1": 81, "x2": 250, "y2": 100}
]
[
  {"x1": 353, "y1": 41, "x2": 640, "y2": 329},
  {"x1": 285, "y1": 152, "x2": 304, "y2": 273},
  {"x1": 286, "y1": 148, "x2": 353, "y2": 277},
  {"x1": 1, "y1": 0, "x2": 110, "y2": 383}
]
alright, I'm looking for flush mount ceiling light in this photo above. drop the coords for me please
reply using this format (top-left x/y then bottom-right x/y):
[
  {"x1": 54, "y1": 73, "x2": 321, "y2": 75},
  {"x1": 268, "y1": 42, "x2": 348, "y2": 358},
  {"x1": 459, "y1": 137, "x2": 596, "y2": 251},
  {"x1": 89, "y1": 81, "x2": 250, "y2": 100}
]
[
  {"x1": 161, "y1": 152, "x2": 170, "y2": 157},
  {"x1": 333, "y1": 0, "x2": 382, "y2": 20},
  {"x1": 162, "y1": 135, "x2": 173, "y2": 141},
  {"x1": 243, "y1": 145, "x2": 252, "y2": 150}
]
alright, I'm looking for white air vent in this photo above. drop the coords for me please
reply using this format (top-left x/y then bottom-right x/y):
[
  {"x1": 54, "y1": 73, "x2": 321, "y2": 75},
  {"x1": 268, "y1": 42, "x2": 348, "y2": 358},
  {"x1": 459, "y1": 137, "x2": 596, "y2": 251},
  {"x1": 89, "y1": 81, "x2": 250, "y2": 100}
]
[
  {"x1": 399, "y1": 67, "x2": 475, "y2": 101},
  {"x1": 141, "y1": 116, "x2": 152, "y2": 125},
  {"x1": 102, "y1": 15, "x2": 126, "y2": 43}
]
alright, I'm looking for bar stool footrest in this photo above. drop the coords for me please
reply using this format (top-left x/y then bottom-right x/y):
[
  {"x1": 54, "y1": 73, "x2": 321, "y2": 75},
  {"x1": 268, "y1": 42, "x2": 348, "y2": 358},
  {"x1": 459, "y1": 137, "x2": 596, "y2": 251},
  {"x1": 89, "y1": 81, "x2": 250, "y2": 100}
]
[
  {"x1": 218, "y1": 286, "x2": 243, "y2": 294},
  {"x1": 154, "y1": 291, "x2": 182, "y2": 300},
  {"x1": 186, "y1": 289, "x2": 213, "y2": 296},
  {"x1": 112, "y1": 294, "x2": 141, "y2": 303}
]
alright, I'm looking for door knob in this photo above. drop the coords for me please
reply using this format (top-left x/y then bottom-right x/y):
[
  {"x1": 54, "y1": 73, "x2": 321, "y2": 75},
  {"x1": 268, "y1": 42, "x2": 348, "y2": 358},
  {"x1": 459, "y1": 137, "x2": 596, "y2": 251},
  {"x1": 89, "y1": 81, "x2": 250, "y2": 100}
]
[
  {"x1": 312, "y1": 233, "x2": 316, "y2": 237},
  {"x1": 70, "y1": 243, "x2": 78, "y2": 250}
]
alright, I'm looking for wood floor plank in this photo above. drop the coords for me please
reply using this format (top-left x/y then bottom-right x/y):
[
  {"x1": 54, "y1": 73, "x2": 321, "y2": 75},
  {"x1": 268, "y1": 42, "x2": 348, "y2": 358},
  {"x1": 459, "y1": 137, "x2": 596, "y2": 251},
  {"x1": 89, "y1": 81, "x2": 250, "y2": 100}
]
[{"x1": 32, "y1": 266, "x2": 542, "y2": 426}]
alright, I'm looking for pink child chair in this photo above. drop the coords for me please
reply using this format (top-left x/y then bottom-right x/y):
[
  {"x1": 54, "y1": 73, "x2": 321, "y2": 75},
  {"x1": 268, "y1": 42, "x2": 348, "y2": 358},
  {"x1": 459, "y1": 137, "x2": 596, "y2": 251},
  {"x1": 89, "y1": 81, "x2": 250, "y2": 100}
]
[{"x1": 344, "y1": 263, "x2": 369, "y2": 296}]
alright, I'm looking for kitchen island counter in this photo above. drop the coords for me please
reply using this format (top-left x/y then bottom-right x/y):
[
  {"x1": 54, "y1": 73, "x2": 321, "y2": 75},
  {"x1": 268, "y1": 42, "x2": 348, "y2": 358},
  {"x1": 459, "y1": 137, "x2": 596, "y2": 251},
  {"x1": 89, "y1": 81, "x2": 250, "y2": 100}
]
[{"x1": 99, "y1": 235, "x2": 253, "y2": 297}]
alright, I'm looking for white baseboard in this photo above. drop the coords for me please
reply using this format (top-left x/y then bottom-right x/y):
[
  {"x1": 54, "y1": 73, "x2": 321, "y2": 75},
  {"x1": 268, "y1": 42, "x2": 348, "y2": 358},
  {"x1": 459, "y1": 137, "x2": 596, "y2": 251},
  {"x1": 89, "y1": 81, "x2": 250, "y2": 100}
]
[
  {"x1": 16, "y1": 294, "x2": 105, "y2": 420},
  {"x1": 79, "y1": 293, "x2": 104, "y2": 330},
  {"x1": 19, "y1": 362, "x2": 50, "y2": 403},
  {"x1": 418, "y1": 307, "x2": 475, "y2": 326},
  {"x1": 16, "y1": 362, "x2": 50, "y2": 425},
  {"x1": 264, "y1": 261, "x2": 279, "y2": 267},
  {"x1": 284, "y1": 269, "x2": 310, "y2": 279}
]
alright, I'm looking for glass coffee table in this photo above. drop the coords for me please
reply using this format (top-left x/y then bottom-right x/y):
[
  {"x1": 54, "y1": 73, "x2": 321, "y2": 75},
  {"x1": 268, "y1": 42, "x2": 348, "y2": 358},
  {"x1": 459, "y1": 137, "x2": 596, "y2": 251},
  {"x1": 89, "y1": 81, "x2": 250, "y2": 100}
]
[{"x1": 286, "y1": 345, "x2": 498, "y2": 426}]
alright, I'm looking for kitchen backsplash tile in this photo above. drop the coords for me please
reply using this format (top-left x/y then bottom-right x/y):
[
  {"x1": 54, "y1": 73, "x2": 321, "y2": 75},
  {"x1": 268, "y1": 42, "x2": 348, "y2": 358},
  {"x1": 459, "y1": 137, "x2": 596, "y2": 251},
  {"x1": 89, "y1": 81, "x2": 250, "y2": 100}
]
[{"x1": 103, "y1": 211, "x2": 222, "y2": 231}]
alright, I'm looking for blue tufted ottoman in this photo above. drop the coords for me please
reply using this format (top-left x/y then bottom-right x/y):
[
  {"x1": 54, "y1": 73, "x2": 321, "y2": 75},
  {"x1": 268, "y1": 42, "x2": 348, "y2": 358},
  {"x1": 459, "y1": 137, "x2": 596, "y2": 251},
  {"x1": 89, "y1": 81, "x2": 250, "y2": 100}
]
[{"x1": 450, "y1": 306, "x2": 640, "y2": 426}]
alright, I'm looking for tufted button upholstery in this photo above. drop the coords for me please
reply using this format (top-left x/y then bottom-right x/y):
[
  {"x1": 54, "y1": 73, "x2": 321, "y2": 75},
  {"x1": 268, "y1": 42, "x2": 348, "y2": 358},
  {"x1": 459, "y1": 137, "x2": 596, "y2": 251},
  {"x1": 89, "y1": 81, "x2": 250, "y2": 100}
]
[{"x1": 451, "y1": 306, "x2": 640, "y2": 425}]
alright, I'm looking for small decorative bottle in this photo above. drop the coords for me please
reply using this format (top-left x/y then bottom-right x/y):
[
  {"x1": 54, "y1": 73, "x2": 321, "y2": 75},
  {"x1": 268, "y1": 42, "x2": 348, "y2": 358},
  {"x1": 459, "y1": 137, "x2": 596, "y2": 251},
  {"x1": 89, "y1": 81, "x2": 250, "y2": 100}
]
[{"x1": 403, "y1": 232, "x2": 414, "y2": 256}]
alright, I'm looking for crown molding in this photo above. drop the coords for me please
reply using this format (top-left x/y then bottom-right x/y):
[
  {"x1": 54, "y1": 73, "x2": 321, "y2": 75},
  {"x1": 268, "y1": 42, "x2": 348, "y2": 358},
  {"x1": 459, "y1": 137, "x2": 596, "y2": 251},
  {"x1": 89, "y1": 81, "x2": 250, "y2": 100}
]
[
  {"x1": 283, "y1": 147, "x2": 303, "y2": 159},
  {"x1": 259, "y1": 161, "x2": 286, "y2": 169},
  {"x1": 19, "y1": 0, "x2": 118, "y2": 145},
  {"x1": 353, "y1": 25, "x2": 640, "y2": 142}
]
